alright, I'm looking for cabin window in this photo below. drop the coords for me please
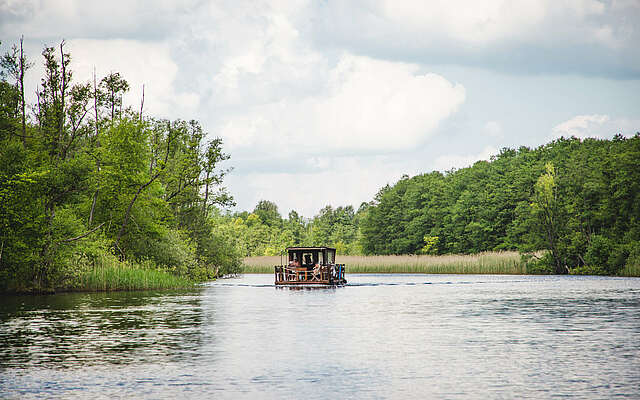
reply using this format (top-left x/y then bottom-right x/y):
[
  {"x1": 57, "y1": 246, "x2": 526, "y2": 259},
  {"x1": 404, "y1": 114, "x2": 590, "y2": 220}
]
[
  {"x1": 327, "y1": 250, "x2": 335, "y2": 264},
  {"x1": 318, "y1": 251, "x2": 324, "y2": 265},
  {"x1": 302, "y1": 252, "x2": 314, "y2": 265}
]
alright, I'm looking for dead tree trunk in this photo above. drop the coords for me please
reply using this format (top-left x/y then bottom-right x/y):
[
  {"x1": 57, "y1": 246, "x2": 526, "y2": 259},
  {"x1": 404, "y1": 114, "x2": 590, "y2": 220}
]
[{"x1": 19, "y1": 36, "x2": 27, "y2": 145}]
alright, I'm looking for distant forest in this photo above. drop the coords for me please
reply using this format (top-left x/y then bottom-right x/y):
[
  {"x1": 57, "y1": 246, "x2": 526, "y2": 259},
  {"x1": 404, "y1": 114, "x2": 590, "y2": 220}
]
[
  {"x1": 2, "y1": 38, "x2": 639, "y2": 293},
  {"x1": 221, "y1": 134, "x2": 640, "y2": 275}
]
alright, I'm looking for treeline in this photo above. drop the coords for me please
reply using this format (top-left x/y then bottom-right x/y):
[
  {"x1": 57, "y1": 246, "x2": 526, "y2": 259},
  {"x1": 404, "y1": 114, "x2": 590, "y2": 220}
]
[
  {"x1": 361, "y1": 135, "x2": 640, "y2": 274},
  {"x1": 212, "y1": 201, "x2": 366, "y2": 256},
  {"x1": 0, "y1": 39, "x2": 241, "y2": 292},
  {"x1": 235, "y1": 135, "x2": 640, "y2": 275}
]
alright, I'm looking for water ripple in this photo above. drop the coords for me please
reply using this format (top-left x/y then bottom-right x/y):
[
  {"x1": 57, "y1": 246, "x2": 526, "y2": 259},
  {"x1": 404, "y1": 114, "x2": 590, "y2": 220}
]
[{"x1": 1, "y1": 275, "x2": 640, "y2": 399}]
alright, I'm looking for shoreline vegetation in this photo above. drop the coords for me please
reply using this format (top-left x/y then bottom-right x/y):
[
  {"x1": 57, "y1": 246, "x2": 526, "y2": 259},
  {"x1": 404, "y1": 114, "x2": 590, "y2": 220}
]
[
  {"x1": 243, "y1": 252, "x2": 640, "y2": 276},
  {"x1": 5, "y1": 268, "x2": 195, "y2": 294},
  {"x1": 213, "y1": 136, "x2": 640, "y2": 278},
  {"x1": 0, "y1": 38, "x2": 242, "y2": 294},
  {"x1": 77, "y1": 266, "x2": 194, "y2": 292},
  {"x1": 6, "y1": 253, "x2": 197, "y2": 294},
  {"x1": 75, "y1": 255, "x2": 196, "y2": 291}
]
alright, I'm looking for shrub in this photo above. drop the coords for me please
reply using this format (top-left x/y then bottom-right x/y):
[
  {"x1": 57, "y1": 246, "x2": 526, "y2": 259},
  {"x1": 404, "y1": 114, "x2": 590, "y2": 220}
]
[
  {"x1": 607, "y1": 244, "x2": 630, "y2": 275},
  {"x1": 584, "y1": 235, "x2": 614, "y2": 272},
  {"x1": 570, "y1": 264, "x2": 608, "y2": 275},
  {"x1": 522, "y1": 252, "x2": 554, "y2": 274},
  {"x1": 159, "y1": 229, "x2": 199, "y2": 277},
  {"x1": 626, "y1": 241, "x2": 640, "y2": 267}
]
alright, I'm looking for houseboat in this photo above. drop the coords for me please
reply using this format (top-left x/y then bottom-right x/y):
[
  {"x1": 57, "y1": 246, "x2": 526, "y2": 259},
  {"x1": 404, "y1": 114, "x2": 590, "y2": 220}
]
[{"x1": 274, "y1": 247, "x2": 346, "y2": 286}]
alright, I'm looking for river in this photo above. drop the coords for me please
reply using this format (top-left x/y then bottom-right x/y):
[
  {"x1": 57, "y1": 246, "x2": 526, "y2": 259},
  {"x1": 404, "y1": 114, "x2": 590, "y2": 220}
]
[{"x1": 1, "y1": 274, "x2": 640, "y2": 399}]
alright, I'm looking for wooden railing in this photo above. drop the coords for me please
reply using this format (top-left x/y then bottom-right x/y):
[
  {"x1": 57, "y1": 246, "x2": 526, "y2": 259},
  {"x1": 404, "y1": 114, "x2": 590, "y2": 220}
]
[{"x1": 274, "y1": 264, "x2": 345, "y2": 283}]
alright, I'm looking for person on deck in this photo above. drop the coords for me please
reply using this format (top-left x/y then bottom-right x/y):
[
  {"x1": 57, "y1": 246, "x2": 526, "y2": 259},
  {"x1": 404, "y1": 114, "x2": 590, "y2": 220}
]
[{"x1": 289, "y1": 258, "x2": 300, "y2": 267}]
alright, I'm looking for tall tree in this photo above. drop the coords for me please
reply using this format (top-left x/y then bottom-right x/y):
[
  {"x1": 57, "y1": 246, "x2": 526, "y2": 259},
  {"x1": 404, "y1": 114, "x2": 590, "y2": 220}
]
[
  {"x1": 530, "y1": 163, "x2": 566, "y2": 273},
  {"x1": 100, "y1": 72, "x2": 129, "y2": 121},
  {"x1": 1, "y1": 37, "x2": 32, "y2": 145},
  {"x1": 254, "y1": 200, "x2": 281, "y2": 227}
]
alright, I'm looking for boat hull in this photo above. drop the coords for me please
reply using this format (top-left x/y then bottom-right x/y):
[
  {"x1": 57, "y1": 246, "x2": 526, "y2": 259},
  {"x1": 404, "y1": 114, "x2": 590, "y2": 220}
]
[{"x1": 274, "y1": 279, "x2": 347, "y2": 286}]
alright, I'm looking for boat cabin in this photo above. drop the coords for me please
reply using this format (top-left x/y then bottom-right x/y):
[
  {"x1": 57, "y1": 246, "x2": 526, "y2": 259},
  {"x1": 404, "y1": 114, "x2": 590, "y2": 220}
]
[{"x1": 274, "y1": 246, "x2": 346, "y2": 285}]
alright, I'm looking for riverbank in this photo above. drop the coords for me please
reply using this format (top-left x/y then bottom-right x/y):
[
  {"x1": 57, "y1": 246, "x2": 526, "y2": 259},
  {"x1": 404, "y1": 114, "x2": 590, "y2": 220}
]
[
  {"x1": 243, "y1": 251, "x2": 640, "y2": 276},
  {"x1": 2, "y1": 256, "x2": 196, "y2": 294},
  {"x1": 77, "y1": 265, "x2": 195, "y2": 291}
]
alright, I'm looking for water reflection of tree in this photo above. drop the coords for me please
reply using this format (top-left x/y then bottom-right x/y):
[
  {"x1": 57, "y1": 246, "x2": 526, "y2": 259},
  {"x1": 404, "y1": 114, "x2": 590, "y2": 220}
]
[{"x1": 0, "y1": 290, "x2": 208, "y2": 368}]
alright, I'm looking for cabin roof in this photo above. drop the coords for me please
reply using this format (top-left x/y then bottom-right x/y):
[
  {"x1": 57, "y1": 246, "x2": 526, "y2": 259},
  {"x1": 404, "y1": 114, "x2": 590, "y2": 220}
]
[{"x1": 286, "y1": 246, "x2": 336, "y2": 252}]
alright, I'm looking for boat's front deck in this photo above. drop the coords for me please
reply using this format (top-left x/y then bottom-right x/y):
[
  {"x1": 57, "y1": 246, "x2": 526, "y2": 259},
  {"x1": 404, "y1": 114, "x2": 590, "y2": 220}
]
[{"x1": 274, "y1": 264, "x2": 346, "y2": 286}]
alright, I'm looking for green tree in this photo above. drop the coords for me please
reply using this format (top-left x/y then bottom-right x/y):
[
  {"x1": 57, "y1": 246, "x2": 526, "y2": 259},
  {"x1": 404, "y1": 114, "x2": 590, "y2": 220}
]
[
  {"x1": 254, "y1": 200, "x2": 281, "y2": 227},
  {"x1": 530, "y1": 163, "x2": 566, "y2": 273}
]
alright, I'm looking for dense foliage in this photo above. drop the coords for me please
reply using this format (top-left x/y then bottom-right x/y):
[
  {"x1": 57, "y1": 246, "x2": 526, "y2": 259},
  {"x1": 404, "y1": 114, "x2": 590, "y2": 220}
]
[
  {"x1": 359, "y1": 136, "x2": 640, "y2": 274},
  {"x1": 213, "y1": 200, "x2": 366, "y2": 256},
  {"x1": 0, "y1": 39, "x2": 241, "y2": 292}
]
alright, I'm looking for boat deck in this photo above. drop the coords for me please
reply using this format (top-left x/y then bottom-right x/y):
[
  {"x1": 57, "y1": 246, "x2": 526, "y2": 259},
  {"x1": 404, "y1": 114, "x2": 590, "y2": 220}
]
[{"x1": 274, "y1": 264, "x2": 346, "y2": 286}]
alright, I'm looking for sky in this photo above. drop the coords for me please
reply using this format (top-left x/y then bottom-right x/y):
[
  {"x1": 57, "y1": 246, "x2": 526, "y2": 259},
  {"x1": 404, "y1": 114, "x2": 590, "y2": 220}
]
[{"x1": 2, "y1": 0, "x2": 639, "y2": 217}]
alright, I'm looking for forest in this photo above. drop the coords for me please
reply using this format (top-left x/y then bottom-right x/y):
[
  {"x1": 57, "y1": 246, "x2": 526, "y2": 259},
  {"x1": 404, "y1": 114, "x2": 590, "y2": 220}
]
[
  {"x1": 2, "y1": 38, "x2": 639, "y2": 294},
  {"x1": 0, "y1": 39, "x2": 241, "y2": 292},
  {"x1": 224, "y1": 135, "x2": 640, "y2": 276}
]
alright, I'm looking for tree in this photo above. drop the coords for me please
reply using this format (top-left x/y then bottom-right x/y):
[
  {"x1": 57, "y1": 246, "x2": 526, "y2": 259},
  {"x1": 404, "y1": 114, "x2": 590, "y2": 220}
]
[
  {"x1": 254, "y1": 200, "x2": 281, "y2": 227},
  {"x1": 1, "y1": 36, "x2": 32, "y2": 144},
  {"x1": 530, "y1": 163, "x2": 566, "y2": 273},
  {"x1": 100, "y1": 72, "x2": 129, "y2": 121}
]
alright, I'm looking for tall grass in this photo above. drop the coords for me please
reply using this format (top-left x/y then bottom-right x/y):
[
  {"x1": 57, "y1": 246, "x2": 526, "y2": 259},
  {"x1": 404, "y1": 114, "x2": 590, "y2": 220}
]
[
  {"x1": 618, "y1": 263, "x2": 640, "y2": 277},
  {"x1": 78, "y1": 266, "x2": 194, "y2": 291},
  {"x1": 74, "y1": 252, "x2": 194, "y2": 291},
  {"x1": 243, "y1": 251, "x2": 527, "y2": 274}
]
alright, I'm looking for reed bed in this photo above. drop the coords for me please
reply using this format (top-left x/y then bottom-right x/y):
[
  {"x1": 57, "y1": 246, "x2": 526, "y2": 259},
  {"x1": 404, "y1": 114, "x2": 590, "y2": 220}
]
[
  {"x1": 72, "y1": 250, "x2": 195, "y2": 291},
  {"x1": 78, "y1": 265, "x2": 194, "y2": 291},
  {"x1": 618, "y1": 263, "x2": 640, "y2": 278},
  {"x1": 242, "y1": 251, "x2": 527, "y2": 275}
]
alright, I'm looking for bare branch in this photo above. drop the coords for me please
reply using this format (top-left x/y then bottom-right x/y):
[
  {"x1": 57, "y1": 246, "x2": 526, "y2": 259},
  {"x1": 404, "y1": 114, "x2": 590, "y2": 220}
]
[
  {"x1": 58, "y1": 222, "x2": 105, "y2": 244},
  {"x1": 139, "y1": 84, "x2": 144, "y2": 122}
]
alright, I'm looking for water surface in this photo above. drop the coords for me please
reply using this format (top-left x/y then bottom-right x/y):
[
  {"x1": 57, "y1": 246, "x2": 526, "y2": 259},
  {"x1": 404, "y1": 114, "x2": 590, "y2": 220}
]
[{"x1": 1, "y1": 274, "x2": 640, "y2": 399}]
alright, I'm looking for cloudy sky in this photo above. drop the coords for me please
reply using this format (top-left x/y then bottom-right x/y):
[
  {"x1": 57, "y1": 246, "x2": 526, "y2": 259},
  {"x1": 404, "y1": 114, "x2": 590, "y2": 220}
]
[{"x1": 2, "y1": 0, "x2": 639, "y2": 216}]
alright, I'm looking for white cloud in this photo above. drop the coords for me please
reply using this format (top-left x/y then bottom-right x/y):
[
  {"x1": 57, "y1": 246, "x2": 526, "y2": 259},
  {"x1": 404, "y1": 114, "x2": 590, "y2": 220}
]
[
  {"x1": 333, "y1": 0, "x2": 614, "y2": 47},
  {"x1": 550, "y1": 114, "x2": 639, "y2": 141},
  {"x1": 379, "y1": 0, "x2": 549, "y2": 45},
  {"x1": 220, "y1": 54, "x2": 465, "y2": 155},
  {"x1": 431, "y1": 146, "x2": 498, "y2": 172},
  {"x1": 311, "y1": 0, "x2": 640, "y2": 77},
  {"x1": 65, "y1": 39, "x2": 199, "y2": 119},
  {"x1": 206, "y1": 5, "x2": 326, "y2": 108},
  {"x1": 551, "y1": 114, "x2": 610, "y2": 139}
]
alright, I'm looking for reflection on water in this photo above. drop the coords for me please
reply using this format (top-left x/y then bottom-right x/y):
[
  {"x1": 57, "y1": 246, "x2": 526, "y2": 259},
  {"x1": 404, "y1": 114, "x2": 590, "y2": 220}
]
[
  {"x1": 1, "y1": 275, "x2": 640, "y2": 399},
  {"x1": 0, "y1": 290, "x2": 206, "y2": 368}
]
